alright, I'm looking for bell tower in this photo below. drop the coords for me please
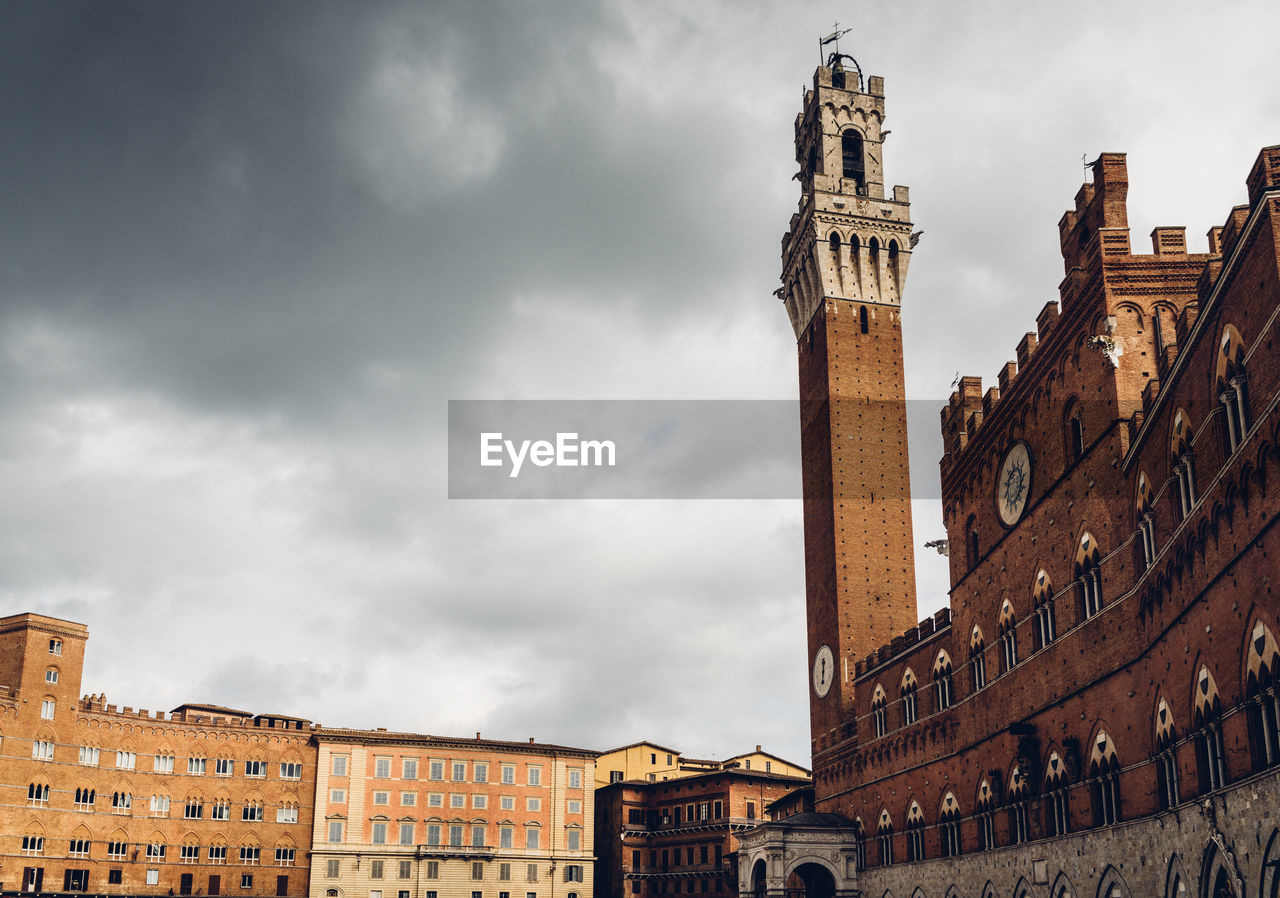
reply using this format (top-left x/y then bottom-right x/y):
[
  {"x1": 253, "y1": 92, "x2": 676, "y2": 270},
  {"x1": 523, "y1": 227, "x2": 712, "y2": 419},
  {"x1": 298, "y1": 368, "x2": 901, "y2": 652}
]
[{"x1": 779, "y1": 58, "x2": 919, "y2": 749}]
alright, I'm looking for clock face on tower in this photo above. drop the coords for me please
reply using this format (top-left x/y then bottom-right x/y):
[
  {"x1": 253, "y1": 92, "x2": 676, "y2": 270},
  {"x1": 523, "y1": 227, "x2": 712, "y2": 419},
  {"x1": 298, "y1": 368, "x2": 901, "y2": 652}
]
[
  {"x1": 812, "y1": 644, "x2": 835, "y2": 698},
  {"x1": 996, "y1": 441, "x2": 1032, "y2": 526}
]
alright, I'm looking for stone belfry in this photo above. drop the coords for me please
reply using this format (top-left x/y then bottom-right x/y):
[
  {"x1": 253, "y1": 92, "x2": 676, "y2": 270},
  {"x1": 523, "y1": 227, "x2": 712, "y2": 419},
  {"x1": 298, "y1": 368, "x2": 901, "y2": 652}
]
[{"x1": 779, "y1": 57, "x2": 919, "y2": 747}]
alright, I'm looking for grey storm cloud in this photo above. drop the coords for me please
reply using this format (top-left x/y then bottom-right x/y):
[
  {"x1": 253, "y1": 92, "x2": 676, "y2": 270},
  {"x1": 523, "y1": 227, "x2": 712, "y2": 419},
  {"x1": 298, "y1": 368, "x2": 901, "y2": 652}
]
[{"x1": 2, "y1": 0, "x2": 1279, "y2": 764}]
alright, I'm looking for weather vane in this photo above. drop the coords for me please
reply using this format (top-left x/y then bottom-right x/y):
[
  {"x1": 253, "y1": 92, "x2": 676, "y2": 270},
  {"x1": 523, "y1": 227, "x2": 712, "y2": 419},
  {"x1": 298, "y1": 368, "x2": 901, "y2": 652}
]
[{"x1": 819, "y1": 23, "x2": 861, "y2": 90}]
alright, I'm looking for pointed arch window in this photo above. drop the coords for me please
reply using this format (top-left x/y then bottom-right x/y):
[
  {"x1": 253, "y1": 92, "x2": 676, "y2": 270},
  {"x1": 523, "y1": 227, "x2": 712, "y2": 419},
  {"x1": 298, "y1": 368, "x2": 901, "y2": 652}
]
[
  {"x1": 876, "y1": 810, "x2": 893, "y2": 866},
  {"x1": 969, "y1": 626, "x2": 987, "y2": 691},
  {"x1": 1194, "y1": 667, "x2": 1228, "y2": 792},
  {"x1": 932, "y1": 651, "x2": 953, "y2": 711},
  {"x1": 1216, "y1": 325, "x2": 1250, "y2": 453},
  {"x1": 859, "y1": 305, "x2": 869, "y2": 334},
  {"x1": 1245, "y1": 621, "x2": 1280, "y2": 771},
  {"x1": 851, "y1": 817, "x2": 866, "y2": 871},
  {"x1": 1089, "y1": 731, "x2": 1122, "y2": 826},
  {"x1": 1044, "y1": 752, "x2": 1070, "y2": 836},
  {"x1": 904, "y1": 801, "x2": 924, "y2": 862},
  {"x1": 1154, "y1": 698, "x2": 1180, "y2": 809},
  {"x1": 900, "y1": 670, "x2": 918, "y2": 726},
  {"x1": 74, "y1": 787, "x2": 96, "y2": 810},
  {"x1": 870, "y1": 685, "x2": 888, "y2": 738},
  {"x1": 1170, "y1": 410, "x2": 1197, "y2": 520},
  {"x1": 1008, "y1": 766, "x2": 1030, "y2": 843},
  {"x1": 965, "y1": 515, "x2": 980, "y2": 571},
  {"x1": 976, "y1": 780, "x2": 996, "y2": 850},
  {"x1": 998, "y1": 600, "x2": 1018, "y2": 673},
  {"x1": 1075, "y1": 531, "x2": 1104, "y2": 619},
  {"x1": 1136, "y1": 472, "x2": 1158, "y2": 570},
  {"x1": 841, "y1": 130, "x2": 865, "y2": 190},
  {"x1": 1065, "y1": 399, "x2": 1084, "y2": 463},
  {"x1": 28, "y1": 782, "x2": 50, "y2": 806},
  {"x1": 939, "y1": 793, "x2": 961, "y2": 858},
  {"x1": 1032, "y1": 569, "x2": 1057, "y2": 649}
]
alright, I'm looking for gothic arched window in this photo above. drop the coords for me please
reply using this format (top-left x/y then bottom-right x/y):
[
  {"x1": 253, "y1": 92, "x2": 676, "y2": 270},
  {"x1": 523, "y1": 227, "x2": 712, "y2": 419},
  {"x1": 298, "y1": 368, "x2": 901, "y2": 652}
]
[{"x1": 842, "y1": 130, "x2": 865, "y2": 189}]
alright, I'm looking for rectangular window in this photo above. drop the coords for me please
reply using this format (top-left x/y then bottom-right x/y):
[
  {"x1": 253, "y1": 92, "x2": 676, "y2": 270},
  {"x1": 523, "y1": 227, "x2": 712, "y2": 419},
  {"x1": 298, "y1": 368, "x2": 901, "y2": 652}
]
[
  {"x1": 211, "y1": 799, "x2": 230, "y2": 820},
  {"x1": 451, "y1": 793, "x2": 466, "y2": 808},
  {"x1": 242, "y1": 802, "x2": 264, "y2": 822},
  {"x1": 276, "y1": 805, "x2": 298, "y2": 824},
  {"x1": 373, "y1": 791, "x2": 390, "y2": 805},
  {"x1": 527, "y1": 864, "x2": 539, "y2": 882},
  {"x1": 500, "y1": 827, "x2": 514, "y2": 849},
  {"x1": 116, "y1": 751, "x2": 136, "y2": 770},
  {"x1": 473, "y1": 794, "x2": 488, "y2": 809},
  {"x1": 69, "y1": 839, "x2": 90, "y2": 858},
  {"x1": 474, "y1": 762, "x2": 488, "y2": 783},
  {"x1": 429, "y1": 760, "x2": 444, "y2": 780},
  {"x1": 38, "y1": 699, "x2": 54, "y2": 719},
  {"x1": 567, "y1": 769, "x2": 581, "y2": 789},
  {"x1": 567, "y1": 800, "x2": 581, "y2": 814},
  {"x1": 473, "y1": 862, "x2": 486, "y2": 880},
  {"x1": 332, "y1": 756, "x2": 348, "y2": 776},
  {"x1": 502, "y1": 764, "x2": 516, "y2": 785},
  {"x1": 526, "y1": 829, "x2": 540, "y2": 850},
  {"x1": 240, "y1": 874, "x2": 253, "y2": 890},
  {"x1": 565, "y1": 865, "x2": 583, "y2": 883},
  {"x1": 180, "y1": 844, "x2": 200, "y2": 864},
  {"x1": 79, "y1": 745, "x2": 99, "y2": 766},
  {"x1": 399, "y1": 861, "x2": 413, "y2": 880},
  {"x1": 275, "y1": 848, "x2": 295, "y2": 867},
  {"x1": 238, "y1": 847, "x2": 260, "y2": 865},
  {"x1": 500, "y1": 796, "x2": 515, "y2": 811},
  {"x1": 450, "y1": 825, "x2": 464, "y2": 847},
  {"x1": 107, "y1": 842, "x2": 128, "y2": 859},
  {"x1": 326, "y1": 860, "x2": 340, "y2": 878},
  {"x1": 746, "y1": 801, "x2": 756, "y2": 820},
  {"x1": 330, "y1": 789, "x2": 346, "y2": 804},
  {"x1": 209, "y1": 846, "x2": 228, "y2": 864},
  {"x1": 188, "y1": 757, "x2": 206, "y2": 775},
  {"x1": 526, "y1": 797, "x2": 541, "y2": 812},
  {"x1": 713, "y1": 801, "x2": 722, "y2": 819},
  {"x1": 428, "y1": 793, "x2": 443, "y2": 807},
  {"x1": 244, "y1": 760, "x2": 266, "y2": 778},
  {"x1": 426, "y1": 825, "x2": 441, "y2": 846},
  {"x1": 400, "y1": 823, "x2": 415, "y2": 845},
  {"x1": 527, "y1": 766, "x2": 541, "y2": 786},
  {"x1": 373, "y1": 822, "x2": 388, "y2": 844},
  {"x1": 567, "y1": 830, "x2": 581, "y2": 851},
  {"x1": 328, "y1": 820, "x2": 344, "y2": 843},
  {"x1": 147, "y1": 869, "x2": 160, "y2": 886},
  {"x1": 610, "y1": 771, "x2": 623, "y2": 783},
  {"x1": 154, "y1": 754, "x2": 175, "y2": 774},
  {"x1": 401, "y1": 791, "x2": 417, "y2": 806},
  {"x1": 426, "y1": 862, "x2": 440, "y2": 880},
  {"x1": 371, "y1": 861, "x2": 384, "y2": 879},
  {"x1": 49, "y1": 638, "x2": 62, "y2": 655},
  {"x1": 452, "y1": 761, "x2": 467, "y2": 781},
  {"x1": 215, "y1": 758, "x2": 233, "y2": 776},
  {"x1": 472, "y1": 825, "x2": 487, "y2": 847},
  {"x1": 147, "y1": 843, "x2": 166, "y2": 861},
  {"x1": 150, "y1": 794, "x2": 171, "y2": 816},
  {"x1": 375, "y1": 757, "x2": 392, "y2": 778},
  {"x1": 500, "y1": 864, "x2": 512, "y2": 881},
  {"x1": 403, "y1": 759, "x2": 418, "y2": 780},
  {"x1": 280, "y1": 762, "x2": 302, "y2": 780}
]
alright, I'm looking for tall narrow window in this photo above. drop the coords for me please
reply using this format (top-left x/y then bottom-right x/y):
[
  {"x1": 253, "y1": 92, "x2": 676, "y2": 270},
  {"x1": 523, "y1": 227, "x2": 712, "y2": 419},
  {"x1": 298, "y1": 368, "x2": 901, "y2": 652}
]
[
  {"x1": 1154, "y1": 699, "x2": 1180, "y2": 809},
  {"x1": 1089, "y1": 732, "x2": 1122, "y2": 826},
  {"x1": 870, "y1": 685, "x2": 888, "y2": 738},
  {"x1": 851, "y1": 819, "x2": 866, "y2": 871},
  {"x1": 859, "y1": 305, "x2": 869, "y2": 334},
  {"x1": 969, "y1": 627, "x2": 987, "y2": 691},
  {"x1": 1067, "y1": 414, "x2": 1084, "y2": 461},
  {"x1": 1245, "y1": 621, "x2": 1280, "y2": 772},
  {"x1": 998, "y1": 600, "x2": 1018, "y2": 673},
  {"x1": 1194, "y1": 667, "x2": 1228, "y2": 793},
  {"x1": 976, "y1": 781, "x2": 996, "y2": 850},
  {"x1": 1008, "y1": 771, "x2": 1030, "y2": 844},
  {"x1": 1075, "y1": 531, "x2": 1104, "y2": 619},
  {"x1": 939, "y1": 794, "x2": 961, "y2": 857},
  {"x1": 841, "y1": 130, "x2": 865, "y2": 189},
  {"x1": 900, "y1": 670, "x2": 918, "y2": 727},
  {"x1": 1044, "y1": 754, "x2": 1070, "y2": 836},
  {"x1": 1032, "y1": 569, "x2": 1056, "y2": 650},
  {"x1": 904, "y1": 802, "x2": 924, "y2": 862},
  {"x1": 932, "y1": 651, "x2": 953, "y2": 711},
  {"x1": 1216, "y1": 326, "x2": 1250, "y2": 453},
  {"x1": 966, "y1": 516, "x2": 980, "y2": 571},
  {"x1": 1136, "y1": 473, "x2": 1158, "y2": 571},
  {"x1": 876, "y1": 811, "x2": 893, "y2": 866},
  {"x1": 1171, "y1": 409, "x2": 1196, "y2": 520}
]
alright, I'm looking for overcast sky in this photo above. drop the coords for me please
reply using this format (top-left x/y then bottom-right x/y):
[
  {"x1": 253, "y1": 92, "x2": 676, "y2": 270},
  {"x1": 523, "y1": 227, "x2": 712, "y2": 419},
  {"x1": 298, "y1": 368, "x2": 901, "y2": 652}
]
[{"x1": 4, "y1": 1, "x2": 1278, "y2": 768}]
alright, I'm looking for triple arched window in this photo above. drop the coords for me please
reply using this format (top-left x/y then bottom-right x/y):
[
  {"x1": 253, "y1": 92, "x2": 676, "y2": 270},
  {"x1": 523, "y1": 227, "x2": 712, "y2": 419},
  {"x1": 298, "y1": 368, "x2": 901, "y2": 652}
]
[
  {"x1": 1194, "y1": 667, "x2": 1228, "y2": 793},
  {"x1": 1216, "y1": 325, "x2": 1250, "y2": 453},
  {"x1": 1246, "y1": 621, "x2": 1280, "y2": 771},
  {"x1": 1044, "y1": 752, "x2": 1070, "y2": 836},
  {"x1": 1170, "y1": 409, "x2": 1197, "y2": 520},
  {"x1": 1075, "y1": 531, "x2": 1104, "y2": 619},
  {"x1": 999, "y1": 600, "x2": 1019, "y2": 673},
  {"x1": 1032, "y1": 569, "x2": 1057, "y2": 649},
  {"x1": 1136, "y1": 472, "x2": 1158, "y2": 570},
  {"x1": 900, "y1": 670, "x2": 918, "y2": 726},
  {"x1": 933, "y1": 651, "x2": 954, "y2": 710},
  {"x1": 970, "y1": 626, "x2": 987, "y2": 690},
  {"x1": 1154, "y1": 698, "x2": 1180, "y2": 809},
  {"x1": 1089, "y1": 731, "x2": 1122, "y2": 826}
]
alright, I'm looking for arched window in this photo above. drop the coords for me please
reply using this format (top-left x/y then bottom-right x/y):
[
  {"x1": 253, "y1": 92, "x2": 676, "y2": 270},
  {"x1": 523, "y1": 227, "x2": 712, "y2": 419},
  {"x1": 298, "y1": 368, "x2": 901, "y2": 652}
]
[
  {"x1": 901, "y1": 670, "x2": 918, "y2": 726},
  {"x1": 859, "y1": 305, "x2": 869, "y2": 334},
  {"x1": 966, "y1": 515, "x2": 980, "y2": 571},
  {"x1": 1075, "y1": 531, "x2": 1104, "y2": 619},
  {"x1": 970, "y1": 626, "x2": 987, "y2": 690},
  {"x1": 1089, "y1": 731, "x2": 1122, "y2": 826},
  {"x1": 829, "y1": 231, "x2": 841, "y2": 264},
  {"x1": 876, "y1": 809, "x2": 893, "y2": 866},
  {"x1": 1215, "y1": 325, "x2": 1250, "y2": 453},
  {"x1": 939, "y1": 793, "x2": 961, "y2": 858},
  {"x1": 1136, "y1": 472, "x2": 1158, "y2": 570},
  {"x1": 1194, "y1": 667, "x2": 1228, "y2": 793},
  {"x1": 904, "y1": 801, "x2": 924, "y2": 862},
  {"x1": 1044, "y1": 752, "x2": 1070, "y2": 836},
  {"x1": 1154, "y1": 698, "x2": 1180, "y2": 809},
  {"x1": 1065, "y1": 399, "x2": 1084, "y2": 463},
  {"x1": 28, "y1": 782, "x2": 50, "y2": 806},
  {"x1": 851, "y1": 817, "x2": 866, "y2": 871},
  {"x1": 932, "y1": 651, "x2": 954, "y2": 711},
  {"x1": 1171, "y1": 409, "x2": 1197, "y2": 520},
  {"x1": 999, "y1": 600, "x2": 1018, "y2": 673},
  {"x1": 871, "y1": 685, "x2": 888, "y2": 738},
  {"x1": 976, "y1": 779, "x2": 996, "y2": 850},
  {"x1": 1008, "y1": 766, "x2": 1030, "y2": 843},
  {"x1": 1032, "y1": 569, "x2": 1057, "y2": 649},
  {"x1": 842, "y1": 130, "x2": 865, "y2": 189},
  {"x1": 74, "y1": 787, "x2": 96, "y2": 810},
  {"x1": 1245, "y1": 621, "x2": 1280, "y2": 771}
]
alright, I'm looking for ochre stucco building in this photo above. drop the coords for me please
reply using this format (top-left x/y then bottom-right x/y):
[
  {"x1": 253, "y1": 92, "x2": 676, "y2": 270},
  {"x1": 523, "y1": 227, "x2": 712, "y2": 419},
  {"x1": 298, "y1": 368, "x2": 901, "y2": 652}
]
[{"x1": 739, "y1": 57, "x2": 1280, "y2": 898}]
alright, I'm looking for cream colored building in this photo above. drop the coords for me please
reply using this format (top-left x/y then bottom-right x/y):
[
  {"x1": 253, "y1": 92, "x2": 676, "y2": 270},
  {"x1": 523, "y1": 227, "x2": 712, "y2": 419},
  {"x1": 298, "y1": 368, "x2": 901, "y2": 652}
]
[
  {"x1": 595, "y1": 742, "x2": 809, "y2": 787},
  {"x1": 309, "y1": 730, "x2": 597, "y2": 898}
]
